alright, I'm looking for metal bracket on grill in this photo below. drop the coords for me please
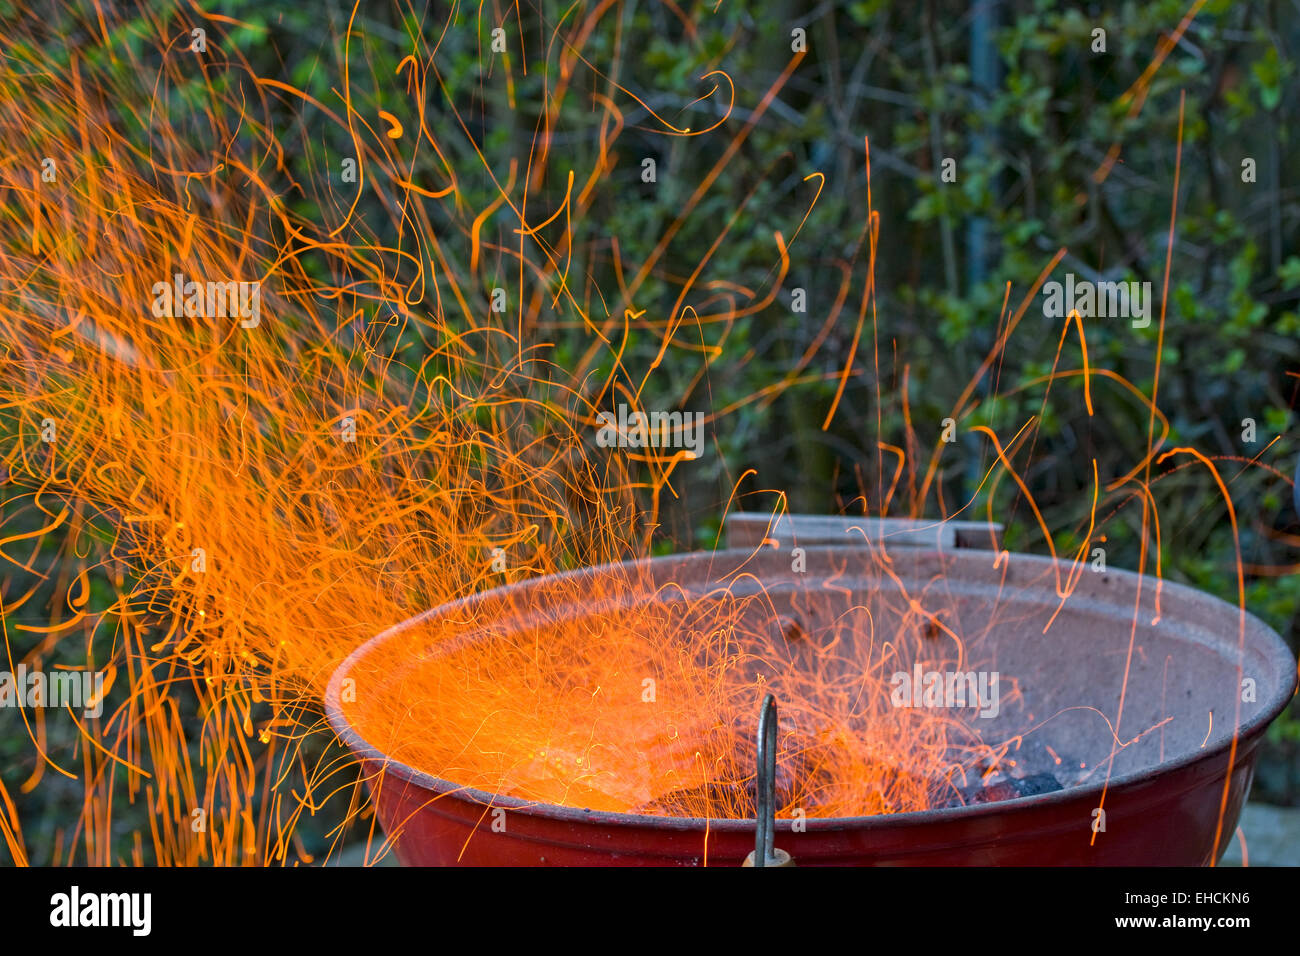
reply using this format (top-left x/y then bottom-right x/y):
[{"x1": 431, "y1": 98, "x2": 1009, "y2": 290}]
[{"x1": 743, "y1": 693, "x2": 793, "y2": 867}]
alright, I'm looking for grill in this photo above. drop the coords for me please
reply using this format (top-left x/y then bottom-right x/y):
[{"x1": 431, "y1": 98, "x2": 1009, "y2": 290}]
[{"x1": 326, "y1": 517, "x2": 1296, "y2": 865}]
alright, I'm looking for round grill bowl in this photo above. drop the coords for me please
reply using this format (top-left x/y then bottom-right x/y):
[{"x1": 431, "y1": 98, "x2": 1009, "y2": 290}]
[{"x1": 325, "y1": 547, "x2": 1296, "y2": 866}]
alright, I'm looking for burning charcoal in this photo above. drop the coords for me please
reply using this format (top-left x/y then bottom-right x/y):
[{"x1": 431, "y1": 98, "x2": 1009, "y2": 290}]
[
  {"x1": 635, "y1": 741, "x2": 809, "y2": 816},
  {"x1": 1012, "y1": 773, "x2": 1063, "y2": 797},
  {"x1": 964, "y1": 771, "x2": 1064, "y2": 806},
  {"x1": 968, "y1": 780, "x2": 1020, "y2": 804},
  {"x1": 634, "y1": 781, "x2": 747, "y2": 816},
  {"x1": 933, "y1": 788, "x2": 969, "y2": 810}
]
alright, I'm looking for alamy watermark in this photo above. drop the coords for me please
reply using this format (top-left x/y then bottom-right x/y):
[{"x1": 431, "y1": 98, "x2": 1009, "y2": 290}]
[
  {"x1": 151, "y1": 274, "x2": 261, "y2": 328},
  {"x1": 890, "y1": 664, "x2": 1000, "y2": 718},
  {"x1": 595, "y1": 405, "x2": 703, "y2": 459},
  {"x1": 0, "y1": 666, "x2": 105, "y2": 717},
  {"x1": 1042, "y1": 273, "x2": 1151, "y2": 329},
  {"x1": 50, "y1": 886, "x2": 150, "y2": 936}
]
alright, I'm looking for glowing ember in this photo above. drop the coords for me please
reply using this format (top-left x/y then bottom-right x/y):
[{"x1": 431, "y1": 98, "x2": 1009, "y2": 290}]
[{"x1": 340, "y1": 553, "x2": 1014, "y2": 819}]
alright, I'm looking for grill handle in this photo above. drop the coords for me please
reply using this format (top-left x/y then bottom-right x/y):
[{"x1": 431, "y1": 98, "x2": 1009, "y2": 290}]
[
  {"x1": 725, "y1": 512, "x2": 1003, "y2": 552},
  {"x1": 742, "y1": 694, "x2": 793, "y2": 868}
]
